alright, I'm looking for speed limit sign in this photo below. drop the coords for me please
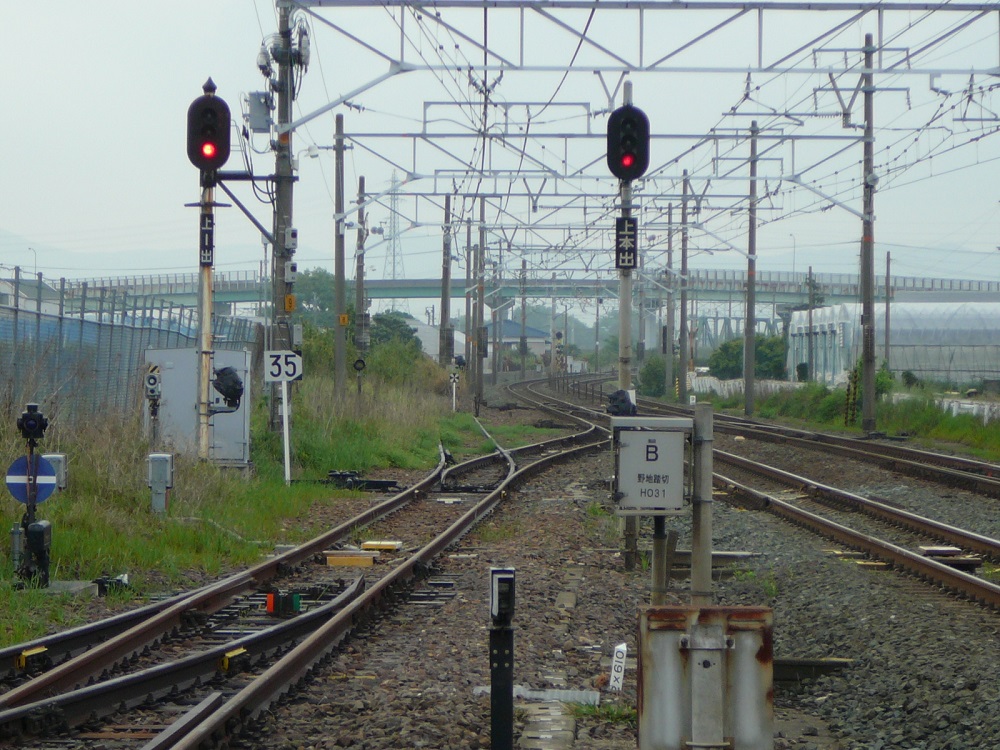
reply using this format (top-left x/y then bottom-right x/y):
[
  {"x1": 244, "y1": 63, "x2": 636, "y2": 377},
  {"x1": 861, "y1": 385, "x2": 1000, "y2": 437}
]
[{"x1": 264, "y1": 350, "x2": 303, "y2": 382}]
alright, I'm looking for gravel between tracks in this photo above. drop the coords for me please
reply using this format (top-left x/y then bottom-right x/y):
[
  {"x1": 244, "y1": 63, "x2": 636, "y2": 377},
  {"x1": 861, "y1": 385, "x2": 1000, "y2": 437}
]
[{"x1": 233, "y1": 406, "x2": 1000, "y2": 750}]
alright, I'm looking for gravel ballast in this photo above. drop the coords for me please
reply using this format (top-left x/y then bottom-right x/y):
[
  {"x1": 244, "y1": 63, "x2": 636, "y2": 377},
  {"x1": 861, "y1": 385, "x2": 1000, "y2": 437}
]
[{"x1": 238, "y1": 409, "x2": 1000, "y2": 750}]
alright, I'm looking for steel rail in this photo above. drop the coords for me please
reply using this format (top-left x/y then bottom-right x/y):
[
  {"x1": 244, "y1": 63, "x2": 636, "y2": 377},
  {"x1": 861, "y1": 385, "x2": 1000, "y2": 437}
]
[
  {"x1": 716, "y1": 473, "x2": 1000, "y2": 609},
  {"x1": 714, "y1": 449, "x2": 1000, "y2": 561},
  {"x1": 0, "y1": 449, "x2": 447, "y2": 709},
  {"x1": 160, "y1": 411, "x2": 607, "y2": 749},
  {"x1": 0, "y1": 579, "x2": 366, "y2": 740},
  {"x1": 636, "y1": 396, "x2": 1000, "y2": 497}
]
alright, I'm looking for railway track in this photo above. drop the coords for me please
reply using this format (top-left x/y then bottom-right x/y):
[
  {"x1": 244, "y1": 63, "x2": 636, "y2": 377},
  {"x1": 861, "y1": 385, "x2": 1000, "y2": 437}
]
[
  {"x1": 0, "y1": 407, "x2": 606, "y2": 748},
  {"x1": 547, "y1": 376, "x2": 1000, "y2": 609},
  {"x1": 562, "y1": 374, "x2": 1000, "y2": 496}
]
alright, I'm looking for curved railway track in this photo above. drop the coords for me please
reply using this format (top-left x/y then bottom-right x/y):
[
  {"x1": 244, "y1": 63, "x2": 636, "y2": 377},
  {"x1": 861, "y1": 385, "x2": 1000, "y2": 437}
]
[{"x1": 0, "y1": 403, "x2": 607, "y2": 748}]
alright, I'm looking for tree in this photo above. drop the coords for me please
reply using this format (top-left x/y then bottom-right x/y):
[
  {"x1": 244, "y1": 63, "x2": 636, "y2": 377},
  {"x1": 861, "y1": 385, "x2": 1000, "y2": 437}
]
[
  {"x1": 637, "y1": 355, "x2": 667, "y2": 397},
  {"x1": 370, "y1": 310, "x2": 422, "y2": 351},
  {"x1": 707, "y1": 335, "x2": 786, "y2": 380},
  {"x1": 292, "y1": 267, "x2": 337, "y2": 328}
]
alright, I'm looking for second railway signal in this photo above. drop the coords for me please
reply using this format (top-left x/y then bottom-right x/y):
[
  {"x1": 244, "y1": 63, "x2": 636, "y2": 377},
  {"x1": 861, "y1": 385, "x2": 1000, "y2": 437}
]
[
  {"x1": 186, "y1": 80, "x2": 231, "y2": 174},
  {"x1": 607, "y1": 104, "x2": 650, "y2": 182}
]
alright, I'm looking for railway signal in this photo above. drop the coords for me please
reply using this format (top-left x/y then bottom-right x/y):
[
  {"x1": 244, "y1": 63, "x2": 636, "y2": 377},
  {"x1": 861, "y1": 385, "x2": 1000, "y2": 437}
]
[
  {"x1": 186, "y1": 80, "x2": 231, "y2": 173},
  {"x1": 606, "y1": 104, "x2": 650, "y2": 182}
]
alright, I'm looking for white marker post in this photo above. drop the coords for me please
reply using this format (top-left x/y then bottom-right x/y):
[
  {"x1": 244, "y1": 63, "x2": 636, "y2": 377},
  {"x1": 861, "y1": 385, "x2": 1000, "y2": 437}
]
[
  {"x1": 610, "y1": 642, "x2": 628, "y2": 691},
  {"x1": 450, "y1": 372, "x2": 459, "y2": 411},
  {"x1": 264, "y1": 350, "x2": 303, "y2": 485}
]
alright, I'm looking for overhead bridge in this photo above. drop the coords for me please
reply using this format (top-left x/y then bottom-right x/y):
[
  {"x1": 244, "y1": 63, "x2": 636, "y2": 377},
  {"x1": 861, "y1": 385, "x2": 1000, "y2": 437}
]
[{"x1": 66, "y1": 270, "x2": 1000, "y2": 310}]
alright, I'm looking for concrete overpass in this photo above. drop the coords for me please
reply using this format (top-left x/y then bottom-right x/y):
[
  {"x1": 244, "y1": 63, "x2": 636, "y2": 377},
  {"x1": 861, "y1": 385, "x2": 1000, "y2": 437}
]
[{"x1": 68, "y1": 269, "x2": 1000, "y2": 310}]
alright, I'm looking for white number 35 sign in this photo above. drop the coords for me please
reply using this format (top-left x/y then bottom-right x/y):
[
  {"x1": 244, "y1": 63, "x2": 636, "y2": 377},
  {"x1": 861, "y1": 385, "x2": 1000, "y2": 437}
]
[{"x1": 264, "y1": 350, "x2": 303, "y2": 382}]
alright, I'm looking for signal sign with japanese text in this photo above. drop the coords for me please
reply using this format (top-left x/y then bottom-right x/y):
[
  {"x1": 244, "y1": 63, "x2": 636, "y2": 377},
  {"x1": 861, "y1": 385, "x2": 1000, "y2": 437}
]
[{"x1": 615, "y1": 217, "x2": 638, "y2": 269}]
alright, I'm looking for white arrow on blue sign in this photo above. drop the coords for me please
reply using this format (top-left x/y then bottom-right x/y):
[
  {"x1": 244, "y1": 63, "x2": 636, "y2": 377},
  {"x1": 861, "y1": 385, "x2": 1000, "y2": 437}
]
[{"x1": 5, "y1": 455, "x2": 57, "y2": 504}]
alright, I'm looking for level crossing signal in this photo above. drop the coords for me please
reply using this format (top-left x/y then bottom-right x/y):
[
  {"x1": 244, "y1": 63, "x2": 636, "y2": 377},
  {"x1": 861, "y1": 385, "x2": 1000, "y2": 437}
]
[
  {"x1": 606, "y1": 104, "x2": 650, "y2": 182},
  {"x1": 187, "y1": 82, "x2": 231, "y2": 172}
]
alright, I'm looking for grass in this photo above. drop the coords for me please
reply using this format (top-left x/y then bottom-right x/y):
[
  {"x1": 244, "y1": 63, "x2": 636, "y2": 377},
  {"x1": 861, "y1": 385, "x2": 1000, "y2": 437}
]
[
  {"x1": 0, "y1": 373, "x2": 501, "y2": 646},
  {"x1": 472, "y1": 519, "x2": 522, "y2": 543},
  {"x1": 714, "y1": 382, "x2": 1000, "y2": 461},
  {"x1": 581, "y1": 501, "x2": 620, "y2": 547},
  {"x1": 731, "y1": 568, "x2": 780, "y2": 598},
  {"x1": 567, "y1": 701, "x2": 637, "y2": 728}
]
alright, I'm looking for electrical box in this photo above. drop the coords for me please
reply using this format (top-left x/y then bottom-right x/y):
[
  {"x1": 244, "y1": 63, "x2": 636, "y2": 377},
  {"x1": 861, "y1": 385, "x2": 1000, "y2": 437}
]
[
  {"x1": 284, "y1": 228, "x2": 298, "y2": 251},
  {"x1": 490, "y1": 567, "x2": 515, "y2": 626},
  {"x1": 41, "y1": 453, "x2": 68, "y2": 491},
  {"x1": 247, "y1": 91, "x2": 273, "y2": 133},
  {"x1": 147, "y1": 453, "x2": 174, "y2": 490},
  {"x1": 143, "y1": 349, "x2": 252, "y2": 468},
  {"x1": 285, "y1": 261, "x2": 298, "y2": 283},
  {"x1": 147, "y1": 453, "x2": 174, "y2": 514},
  {"x1": 291, "y1": 324, "x2": 303, "y2": 350}
]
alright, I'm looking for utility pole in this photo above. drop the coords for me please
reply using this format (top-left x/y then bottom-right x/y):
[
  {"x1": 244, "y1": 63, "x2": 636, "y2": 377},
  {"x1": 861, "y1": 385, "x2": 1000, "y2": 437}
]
[
  {"x1": 334, "y1": 114, "x2": 347, "y2": 400},
  {"x1": 664, "y1": 203, "x2": 675, "y2": 399},
  {"x1": 678, "y1": 171, "x2": 690, "y2": 404},
  {"x1": 520, "y1": 260, "x2": 527, "y2": 379},
  {"x1": 744, "y1": 121, "x2": 758, "y2": 417},
  {"x1": 885, "y1": 252, "x2": 891, "y2": 370},
  {"x1": 491, "y1": 245, "x2": 503, "y2": 385},
  {"x1": 594, "y1": 294, "x2": 601, "y2": 375},
  {"x1": 465, "y1": 218, "x2": 473, "y2": 368},
  {"x1": 439, "y1": 195, "x2": 453, "y2": 367},
  {"x1": 270, "y1": 5, "x2": 295, "y2": 431},
  {"x1": 549, "y1": 273, "x2": 557, "y2": 379},
  {"x1": 475, "y1": 198, "x2": 486, "y2": 414},
  {"x1": 355, "y1": 176, "x2": 369, "y2": 372},
  {"x1": 808, "y1": 267, "x2": 815, "y2": 380},
  {"x1": 861, "y1": 33, "x2": 878, "y2": 433}
]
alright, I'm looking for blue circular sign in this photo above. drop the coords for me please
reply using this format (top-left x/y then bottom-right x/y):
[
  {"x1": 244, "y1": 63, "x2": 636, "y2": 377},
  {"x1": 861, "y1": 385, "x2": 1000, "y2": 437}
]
[{"x1": 5, "y1": 456, "x2": 57, "y2": 504}]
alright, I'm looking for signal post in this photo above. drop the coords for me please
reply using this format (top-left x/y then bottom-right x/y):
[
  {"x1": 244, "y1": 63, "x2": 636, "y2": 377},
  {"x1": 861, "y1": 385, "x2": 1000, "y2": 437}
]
[
  {"x1": 607, "y1": 85, "x2": 650, "y2": 570},
  {"x1": 186, "y1": 79, "x2": 231, "y2": 460}
]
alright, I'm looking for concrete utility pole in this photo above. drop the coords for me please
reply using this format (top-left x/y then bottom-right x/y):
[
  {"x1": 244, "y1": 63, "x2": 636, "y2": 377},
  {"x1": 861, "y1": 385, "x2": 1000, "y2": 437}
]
[
  {"x1": 549, "y1": 273, "x2": 557, "y2": 379},
  {"x1": 664, "y1": 203, "x2": 675, "y2": 399},
  {"x1": 355, "y1": 176, "x2": 368, "y2": 367},
  {"x1": 861, "y1": 33, "x2": 877, "y2": 433},
  {"x1": 885, "y1": 252, "x2": 891, "y2": 370},
  {"x1": 439, "y1": 195, "x2": 453, "y2": 367},
  {"x1": 475, "y1": 197, "x2": 486, "y2": 414},
  {"x1": 678, "y1": 171, "x2": 690, "y2": 403},
  {"x1": 270, "y1": 4, "x2": 295, "y2": 431},
  {"x1": 744, "y1": 121, "x2": 758, "y2": 417},
  {"x1": 595, "y1": 293, "x2": 601, "y2": 374},
  {"x1": 520, "y1": 260, "x2": 527, "y2": 379},
  {"x1": 808, "y1": 267, "x2": 815, "y2": 380},
  {"x1": 465, "y1": 218, "x2": 473, "y2": 368},
  {"x1": 491, "y1": 246, "x2": 503, "y2": 385},
  {"x1": 334, "y1": 115, "x2": 347, "y2": 400}
]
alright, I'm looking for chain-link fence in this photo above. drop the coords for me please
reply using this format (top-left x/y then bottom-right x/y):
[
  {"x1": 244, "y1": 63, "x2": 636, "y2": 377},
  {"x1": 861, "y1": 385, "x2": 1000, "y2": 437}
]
[{"x1": 0, "y1": 271, "x2": 260, "y2": 426}]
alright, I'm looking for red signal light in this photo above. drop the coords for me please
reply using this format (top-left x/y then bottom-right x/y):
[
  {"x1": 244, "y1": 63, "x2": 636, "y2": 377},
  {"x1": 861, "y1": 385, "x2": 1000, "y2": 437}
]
[
  {"x1": 187, "y1": 87, "x2": 231, "y2": 172},
  {"x1": 621, "y1": 153, "x2": 635, "y2": 168}
]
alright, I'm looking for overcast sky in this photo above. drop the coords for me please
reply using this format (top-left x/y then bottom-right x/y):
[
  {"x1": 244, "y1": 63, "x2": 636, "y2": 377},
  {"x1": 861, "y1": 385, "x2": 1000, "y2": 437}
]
[{"x1": 3, "y1": 1, "x2": 1000, "y2": 294}]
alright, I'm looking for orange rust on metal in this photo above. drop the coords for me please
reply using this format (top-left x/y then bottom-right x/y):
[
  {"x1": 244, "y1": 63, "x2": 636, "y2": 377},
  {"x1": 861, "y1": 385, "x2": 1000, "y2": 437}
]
[{"x1": 757, "y1": 626, "x2": 774, "y2": 666}]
